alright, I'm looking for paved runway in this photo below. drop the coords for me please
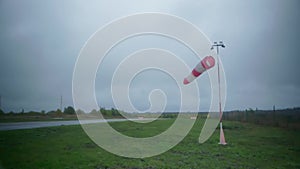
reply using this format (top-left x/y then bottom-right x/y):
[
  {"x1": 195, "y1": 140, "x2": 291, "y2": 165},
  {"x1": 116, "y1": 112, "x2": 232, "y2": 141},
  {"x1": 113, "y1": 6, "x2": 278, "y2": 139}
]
[{"x1": 0, "y1": 119, "x2": 130, "y2": 131}]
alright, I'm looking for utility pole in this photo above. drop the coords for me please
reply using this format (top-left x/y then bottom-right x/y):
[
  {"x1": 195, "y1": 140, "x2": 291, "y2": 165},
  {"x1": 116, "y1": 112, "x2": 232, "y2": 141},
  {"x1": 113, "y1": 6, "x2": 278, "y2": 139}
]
[
  {"x1": 211, "y1": 41, "x2": 227, "y2": 145},
  {"x1": 60, "y1": 95, "x2": 63, "y2": 111},
  {"x1": 0, "y1": 95, "x2": 2, "y2": 110}
]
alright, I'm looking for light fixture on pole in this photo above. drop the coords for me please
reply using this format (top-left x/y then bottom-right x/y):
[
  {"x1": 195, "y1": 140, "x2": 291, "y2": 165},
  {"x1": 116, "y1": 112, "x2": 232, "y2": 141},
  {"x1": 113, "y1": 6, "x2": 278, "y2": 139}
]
[{"x1": 211, "y1": 41, "x2": 227, "y2": 145}]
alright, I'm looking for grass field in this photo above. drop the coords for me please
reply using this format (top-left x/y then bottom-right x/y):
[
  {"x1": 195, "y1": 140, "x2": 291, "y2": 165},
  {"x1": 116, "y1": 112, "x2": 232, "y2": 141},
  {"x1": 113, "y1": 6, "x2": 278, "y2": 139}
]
[{"x1": 0, "y1": 119, "x2": 299, "y2": 169}]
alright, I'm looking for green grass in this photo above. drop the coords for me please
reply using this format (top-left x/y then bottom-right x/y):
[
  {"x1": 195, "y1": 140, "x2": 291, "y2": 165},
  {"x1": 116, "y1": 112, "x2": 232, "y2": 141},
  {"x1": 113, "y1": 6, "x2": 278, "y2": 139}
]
[{"x1": 0, "y1": 119, "x2": 299, "y2": 169}]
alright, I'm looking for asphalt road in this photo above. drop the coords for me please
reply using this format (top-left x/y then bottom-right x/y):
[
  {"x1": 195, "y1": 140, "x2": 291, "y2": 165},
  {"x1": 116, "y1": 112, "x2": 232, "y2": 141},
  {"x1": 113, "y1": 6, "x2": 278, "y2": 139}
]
[{"x1": 0, "y1": 119, "x2": 130, "y2": 131}]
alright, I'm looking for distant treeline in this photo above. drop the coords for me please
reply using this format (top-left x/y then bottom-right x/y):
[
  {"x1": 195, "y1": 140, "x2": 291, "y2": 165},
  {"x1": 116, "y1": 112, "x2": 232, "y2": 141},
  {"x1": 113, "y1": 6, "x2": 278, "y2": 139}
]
[
  {"x1": 0, "y1": 107, "x2": 179, "y2": 119},
  {"x1": 0, "y1": 106, "x2": 76, "y2": 116},
  {"x1": 0, "y1": 107, "x2": 123, "y2": 118},
  {"x1": 223, "y1": 107, "x2": 300, "y2": 130},
  {"x1": 1, "y1": 107, "x2": 300, "y2": 129}
]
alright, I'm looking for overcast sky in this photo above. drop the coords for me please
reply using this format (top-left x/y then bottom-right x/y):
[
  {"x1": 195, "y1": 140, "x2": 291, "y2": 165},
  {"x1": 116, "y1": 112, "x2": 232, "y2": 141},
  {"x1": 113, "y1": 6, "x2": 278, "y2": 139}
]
[{"x1": 0, "y1": 0, "x2": 299, "y2": 112}]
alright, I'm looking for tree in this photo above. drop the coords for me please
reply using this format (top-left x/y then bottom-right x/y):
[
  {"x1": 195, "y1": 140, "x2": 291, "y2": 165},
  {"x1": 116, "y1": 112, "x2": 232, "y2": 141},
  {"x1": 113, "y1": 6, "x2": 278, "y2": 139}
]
[
  {"x1": 111, "y1": 108, "x2": 121, "y2": 116},
  {"x1": 76, "y1": 109, "x2": 85, "y2": 114},
  {"x1": 63, "y1": 106, "x2": 75, "y2": 115},
  {"x1": 90, "y1": 109, "x2": 98, "y2": 115},
  {"x1": 100, "y1": 107, "x2": 107, "y2": 116},
  {"x1": 0, "y1": 109, "x2": 4, "y2": 115},
  {"x1": 56, "y1": 109, "x2": 63, "y2": 115}
]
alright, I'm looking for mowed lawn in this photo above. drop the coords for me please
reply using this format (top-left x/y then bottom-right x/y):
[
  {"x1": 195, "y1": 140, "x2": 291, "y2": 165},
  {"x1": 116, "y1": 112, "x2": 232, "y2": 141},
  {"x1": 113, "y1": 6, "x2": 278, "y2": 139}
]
[{"x1": 0, "y1": 119, "x2": 299, "y2": 169}]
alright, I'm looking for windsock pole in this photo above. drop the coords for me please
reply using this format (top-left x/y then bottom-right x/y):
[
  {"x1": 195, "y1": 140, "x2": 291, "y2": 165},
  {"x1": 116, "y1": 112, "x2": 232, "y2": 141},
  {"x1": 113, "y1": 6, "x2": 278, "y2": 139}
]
[{"x1": 212, "y1": 41, "x2": 227, "y2": 145}]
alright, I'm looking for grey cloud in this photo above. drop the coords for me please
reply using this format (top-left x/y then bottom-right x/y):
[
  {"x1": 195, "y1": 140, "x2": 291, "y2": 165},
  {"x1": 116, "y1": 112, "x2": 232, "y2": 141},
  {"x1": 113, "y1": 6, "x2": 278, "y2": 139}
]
[{"x1": 0, "y1": 0, "x2": 299, "y2": 112}]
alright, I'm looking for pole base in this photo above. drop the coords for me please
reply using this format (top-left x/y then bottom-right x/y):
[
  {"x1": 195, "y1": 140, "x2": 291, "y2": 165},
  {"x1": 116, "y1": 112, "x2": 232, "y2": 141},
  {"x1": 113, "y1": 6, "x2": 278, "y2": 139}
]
[
  {"x1": 219, "y1": 142, "x2": 227, "y2": 145},
  {"x1": 219, "y1": 122, "x2": 227, "y2": 145}
]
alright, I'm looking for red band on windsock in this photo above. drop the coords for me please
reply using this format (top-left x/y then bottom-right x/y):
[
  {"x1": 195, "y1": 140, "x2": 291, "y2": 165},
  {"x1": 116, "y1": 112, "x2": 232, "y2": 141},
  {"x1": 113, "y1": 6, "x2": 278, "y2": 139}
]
[
  {"x1": 183, "y1": 56, "x2": 216, "y2": 85},
  {"x1": 192, "y1": 69, "x2": 202, "y2": 77},
  {"x1": 201, "y1": 56, "x2": 215, "y2": 70}
]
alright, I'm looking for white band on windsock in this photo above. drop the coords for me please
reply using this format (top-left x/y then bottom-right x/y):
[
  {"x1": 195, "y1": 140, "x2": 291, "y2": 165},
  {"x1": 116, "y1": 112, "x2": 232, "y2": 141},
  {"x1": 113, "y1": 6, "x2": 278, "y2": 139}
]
[{"x1": 183, "y1": 56, "x2": 215, "y2": 85}]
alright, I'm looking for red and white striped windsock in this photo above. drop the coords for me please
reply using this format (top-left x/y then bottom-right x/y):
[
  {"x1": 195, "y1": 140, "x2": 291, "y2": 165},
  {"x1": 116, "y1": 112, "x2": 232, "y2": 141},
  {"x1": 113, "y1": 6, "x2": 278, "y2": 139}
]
[{"x1": 183, "y1": 56, "x2": 215, "y2": 85}]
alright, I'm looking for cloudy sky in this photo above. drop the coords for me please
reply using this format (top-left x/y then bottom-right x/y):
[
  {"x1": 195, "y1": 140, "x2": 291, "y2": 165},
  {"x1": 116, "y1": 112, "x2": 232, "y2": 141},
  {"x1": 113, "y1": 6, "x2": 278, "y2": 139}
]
[{"x1": 0, "y1": 0, "x2": 299, "y2": 112}]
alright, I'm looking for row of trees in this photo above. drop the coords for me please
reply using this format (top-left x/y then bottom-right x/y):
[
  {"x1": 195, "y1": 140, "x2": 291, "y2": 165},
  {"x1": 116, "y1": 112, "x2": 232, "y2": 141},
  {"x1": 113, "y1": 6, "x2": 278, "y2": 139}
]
[
  {"x1": 223, "y1": 107, "x2": 300, "y2": 129},
  {"x1": 0, "y1": 106, "x2": 125, "y2": 117},
  {"x1": 1, "y1": 106, "x2": 299, "y2": 129},
  {"x1": 0, "y1": 106, "x2": 76, "y2": 116}
]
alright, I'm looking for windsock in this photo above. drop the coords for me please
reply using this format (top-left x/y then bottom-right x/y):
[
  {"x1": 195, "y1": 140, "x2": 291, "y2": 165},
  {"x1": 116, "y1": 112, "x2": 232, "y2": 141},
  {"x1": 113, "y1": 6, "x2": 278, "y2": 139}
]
[{"x1": 183, "y1": 56, "x2": 215, "y2": 85}]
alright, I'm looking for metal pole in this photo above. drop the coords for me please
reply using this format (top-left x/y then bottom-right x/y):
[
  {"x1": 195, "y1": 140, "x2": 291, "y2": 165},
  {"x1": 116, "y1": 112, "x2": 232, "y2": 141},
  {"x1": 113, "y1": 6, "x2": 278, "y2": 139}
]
[
  {"x1": 216, "y1": 49, "x2": 222, "y2": 122},
  {"x1": 212, "y1": 41, "x2": 226, "y2": 145},
  {"x1": 212, "y1": 42, "x2": 225, "y2": 121},
  {"x1": 60, "y1": 95, "x2": 63, "y2": 111}
]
